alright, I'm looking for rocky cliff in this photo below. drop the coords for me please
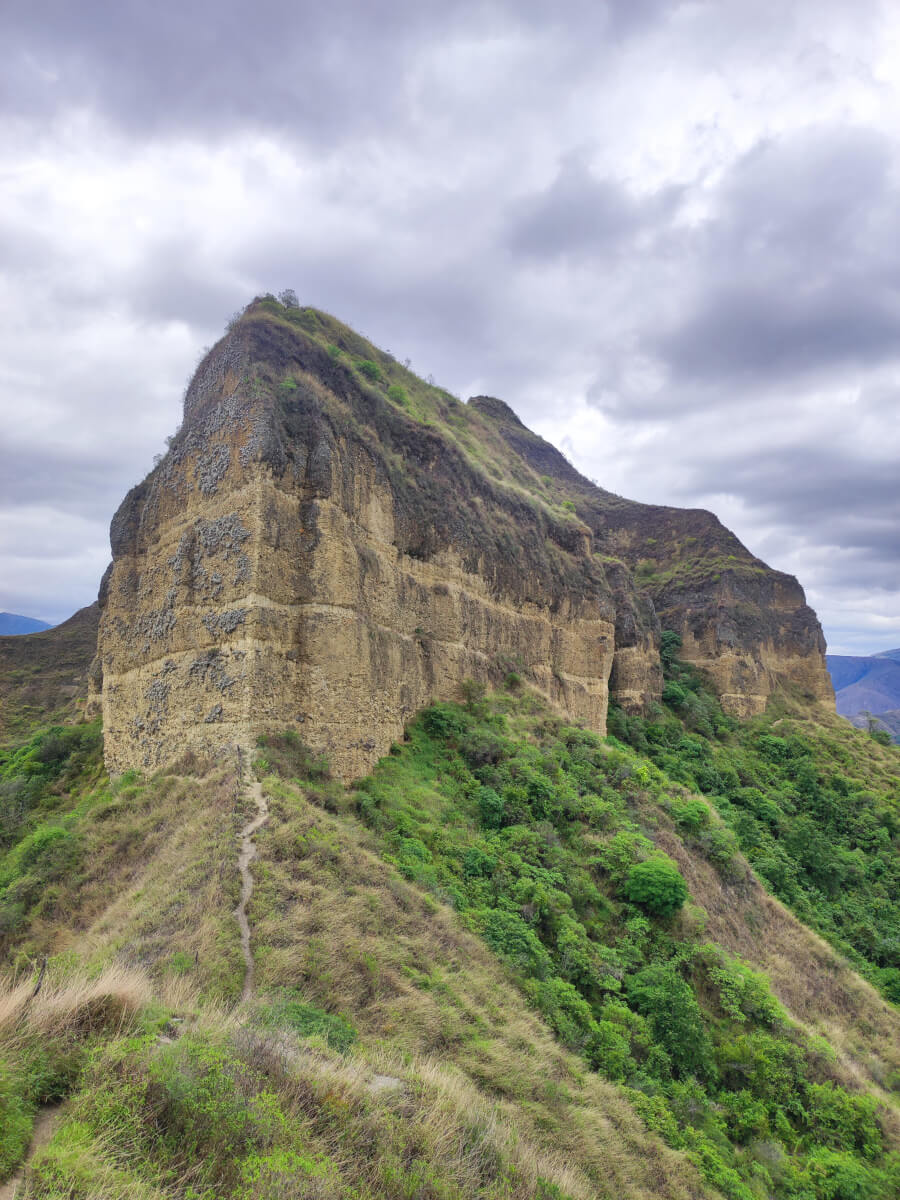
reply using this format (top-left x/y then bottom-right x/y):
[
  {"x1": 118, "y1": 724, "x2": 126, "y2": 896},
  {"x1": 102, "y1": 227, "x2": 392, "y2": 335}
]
[{"x1": 91, "y1": 298, "x2": 833, "y2": 778}]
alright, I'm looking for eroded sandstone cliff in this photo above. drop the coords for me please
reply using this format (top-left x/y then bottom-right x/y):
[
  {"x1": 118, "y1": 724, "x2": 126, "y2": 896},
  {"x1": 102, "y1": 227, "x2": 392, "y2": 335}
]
[{"x1": 91, "y1": 298, "x2": 832, "y2": 778}]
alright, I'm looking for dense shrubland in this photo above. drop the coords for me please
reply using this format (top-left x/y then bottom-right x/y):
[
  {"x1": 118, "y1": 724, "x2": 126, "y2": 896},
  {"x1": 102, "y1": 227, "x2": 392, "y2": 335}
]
[
  {"x1": 287, "y1": 688, "x2": 897, "y2": 1200},
  {"x1": 607, "y1": 633, "x2": 900, "y2": 1004}
]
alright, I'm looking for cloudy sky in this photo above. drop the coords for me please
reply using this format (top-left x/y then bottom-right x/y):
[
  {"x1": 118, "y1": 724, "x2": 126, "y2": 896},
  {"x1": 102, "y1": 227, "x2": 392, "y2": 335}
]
[{"x1": 1, "y1": 0, "x2": 898, "y2": 654}]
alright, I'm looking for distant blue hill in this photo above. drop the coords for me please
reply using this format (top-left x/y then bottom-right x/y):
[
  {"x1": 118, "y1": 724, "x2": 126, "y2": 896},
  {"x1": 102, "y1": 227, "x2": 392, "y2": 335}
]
[
  {"x1": 826, "y1": 651, "x2": 900, "y2": 744},
  {"x1": 0, "y1": 612, "x2": 53, "y2": 636}
]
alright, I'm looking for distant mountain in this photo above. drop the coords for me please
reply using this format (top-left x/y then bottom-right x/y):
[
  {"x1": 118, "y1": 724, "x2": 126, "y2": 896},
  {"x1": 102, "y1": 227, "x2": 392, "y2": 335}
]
[
  {"x1": 827, "y1": 649, "x2": 900, "y2": 743},
  {"x1": 848, "y1": 709, "x2": 900, "y2": 741},
  {"x1": 0, "y1": 611, "x2": 53, "y2": 635}
]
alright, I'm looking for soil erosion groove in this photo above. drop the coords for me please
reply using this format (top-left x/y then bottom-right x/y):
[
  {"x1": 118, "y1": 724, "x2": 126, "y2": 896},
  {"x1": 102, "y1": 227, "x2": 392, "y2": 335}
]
[{"x1": 235, "y1": 769, "x2": 269, "y2": 1003}]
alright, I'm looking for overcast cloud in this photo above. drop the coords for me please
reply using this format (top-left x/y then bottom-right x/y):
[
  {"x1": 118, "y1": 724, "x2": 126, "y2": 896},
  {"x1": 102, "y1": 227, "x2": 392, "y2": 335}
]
[{"x1": 1, "y1": 0, "x2": 898, "y2": 655}]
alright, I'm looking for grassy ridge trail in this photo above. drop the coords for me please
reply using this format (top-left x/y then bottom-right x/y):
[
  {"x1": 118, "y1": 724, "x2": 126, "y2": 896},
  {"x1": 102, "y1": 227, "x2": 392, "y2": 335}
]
[{"x1": 235, "y1": 771, "x2": 269, "y2": 1003}]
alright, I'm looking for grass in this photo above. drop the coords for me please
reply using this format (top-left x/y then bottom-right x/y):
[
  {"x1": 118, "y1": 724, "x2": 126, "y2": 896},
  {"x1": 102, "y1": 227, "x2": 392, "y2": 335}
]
[
  {"x1": 0, "y1": 962, "x2": 151, "y2": 1177},
  {"x1": 0, "y1": 693, "x2": 897, "y2": 1198},
  {"x1": 0, "y1": 728, "x2": 246, "y2": 996}
]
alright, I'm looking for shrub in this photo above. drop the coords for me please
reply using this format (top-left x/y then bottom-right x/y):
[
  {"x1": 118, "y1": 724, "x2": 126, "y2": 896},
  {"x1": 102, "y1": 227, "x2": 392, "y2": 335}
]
[
  {"x1": 585, "y1": 1020, "x2": 631, "y2": 1079},
  {"x1": 660, "y1": 630, "x2": 683, "y2": 671},
  {"x1": 477, "y1": 909, "x2": 552, "y2": 979},
  {"x1": 663, "y1": 681, "x2": 688, "y2": 708},
  {"x1": 671, "y1": 797, "x2": 709, "y2": 833},
  {"x1": 387, "y1": 384, "x2": 408, "y2": 405},
  {"x1": 623, "y1": 856, "x2": 688, "y2": 917},
  {"x1": 626, "y1": 963, "x2": 714, "y2": 1079},
  {"x1": 526, "y1": 976, "x2": 596, "y2": 1049},
  {"x1": 258, "y1": 996, "x2": 357, "y2": 1054},
  {"x1": 356, "y1": 360, "x2": 381, "y2": 383}
]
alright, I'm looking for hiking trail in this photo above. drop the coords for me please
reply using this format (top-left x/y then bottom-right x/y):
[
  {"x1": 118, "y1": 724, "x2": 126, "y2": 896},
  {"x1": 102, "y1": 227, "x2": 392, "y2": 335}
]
[{"x1": 235, "y1": 770, "x2": 269, "y2": 1003}]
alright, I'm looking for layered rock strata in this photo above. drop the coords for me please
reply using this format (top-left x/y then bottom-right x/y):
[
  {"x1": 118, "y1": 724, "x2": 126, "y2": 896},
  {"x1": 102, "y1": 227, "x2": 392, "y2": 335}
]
[{"x1": 92, "y1": 300, "x2": 832, "y2": 778}]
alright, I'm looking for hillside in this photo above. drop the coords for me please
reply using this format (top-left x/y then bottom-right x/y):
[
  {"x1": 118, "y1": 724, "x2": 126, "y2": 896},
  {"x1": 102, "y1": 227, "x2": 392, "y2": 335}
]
[
  {"x1": 0, "y1": 604, "x2": 98, "y2": 746},
  {"x1": 0, "y1": 614, "x2": 52, "y2": 637},
  {"x1": 1, "y1": 296, "x2": 896, "y2": 1199},
  {"x1": 0, "y1": 670, "x2": 897, "y2": 1198}
]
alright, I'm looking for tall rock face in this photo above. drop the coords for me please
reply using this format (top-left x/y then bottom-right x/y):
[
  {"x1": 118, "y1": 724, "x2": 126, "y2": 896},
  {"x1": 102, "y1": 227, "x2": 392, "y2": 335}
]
[{"x1": 92, "y1": 299, "x2": 831, "y2": 778}]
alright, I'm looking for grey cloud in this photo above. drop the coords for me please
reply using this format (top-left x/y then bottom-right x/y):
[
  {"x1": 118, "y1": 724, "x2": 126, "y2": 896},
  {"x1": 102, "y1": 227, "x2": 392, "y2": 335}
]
[
  {"x1": 0, "y1": 443, "x2": 136, "y2": 521},
  {"x1": 673, "y1": 441, "x2": 900, "y2": 599},
  {"x1": 657, "y1": 283, "x2": 900, "y2": 380},
  {"x1": 508, "y1": 158, "x2": 683, "y2": 260},
  {"x1": 1, "y1": 1, "x2": 674, "y2": 143},
  {"x1": 653, "y1": 128, "x2": 900, "y2": 384}
]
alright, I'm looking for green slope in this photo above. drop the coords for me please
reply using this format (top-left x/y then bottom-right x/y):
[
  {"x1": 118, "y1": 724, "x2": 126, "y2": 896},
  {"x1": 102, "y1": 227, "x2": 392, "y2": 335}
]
[{"x1": 1, "y1": 682, "x2": 898, "y2": 1199}]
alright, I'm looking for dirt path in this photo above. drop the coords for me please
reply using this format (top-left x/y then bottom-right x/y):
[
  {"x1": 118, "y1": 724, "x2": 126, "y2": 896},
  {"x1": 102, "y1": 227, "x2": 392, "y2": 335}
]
[
  {"x1": 0, "y1": 1105, "x2": 62, "y2": 1199},
  {"x1": 235, "y1": 774, "x2": 269, "y2": 1003}
]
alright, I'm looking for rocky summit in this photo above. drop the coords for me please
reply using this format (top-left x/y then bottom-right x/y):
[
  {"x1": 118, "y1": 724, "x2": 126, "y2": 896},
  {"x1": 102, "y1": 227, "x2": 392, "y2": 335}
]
[{"x1": 89, "y1": 296, "x2": 833, "y2": 779}]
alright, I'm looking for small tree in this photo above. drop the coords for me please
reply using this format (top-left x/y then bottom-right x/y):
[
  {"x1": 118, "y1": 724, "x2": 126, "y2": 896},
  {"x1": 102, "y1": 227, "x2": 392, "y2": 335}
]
[
  {"x1": 278, "y1": 288, "x2": 299, "y2": 308},
  {"x1": 624, "y1": 855, "x2": 688, "y2": 918},
  {"x1": 659, "y1": 630, "x2": 683, "y2": 673}
]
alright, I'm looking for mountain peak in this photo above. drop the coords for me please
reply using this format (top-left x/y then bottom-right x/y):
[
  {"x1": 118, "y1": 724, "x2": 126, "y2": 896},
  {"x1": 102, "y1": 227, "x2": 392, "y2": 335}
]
[{"x1": 93, "y1": 299, "x2": 832, "y2": 777}]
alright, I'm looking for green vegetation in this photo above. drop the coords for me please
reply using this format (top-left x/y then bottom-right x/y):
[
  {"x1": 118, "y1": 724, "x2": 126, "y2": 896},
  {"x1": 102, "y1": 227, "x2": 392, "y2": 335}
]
[
  {"x1": 355, "y1": 358, "x2": 382, "y2": 383},
  {"x1": 0, "y1": 726, "x2": 243, "y2": 991},
  {"x1": 261, "y1": 690, "x2": 898, "y2": 1200},
  {"x1": 624, "y1": 855, "x2": 688, "y2": 917},
  {"x1": 2, "y1": 966, "x2": 586, "y2": 1200},
  {"x1": 0, "y1": 688, "x2": 897, "y2": 1198},
  {"x1": 633, "y1": 555, "x2": 768, "y2": 591},
  {"x1": 608, "y1": 635, "x2": 900, "y2": 1004}
]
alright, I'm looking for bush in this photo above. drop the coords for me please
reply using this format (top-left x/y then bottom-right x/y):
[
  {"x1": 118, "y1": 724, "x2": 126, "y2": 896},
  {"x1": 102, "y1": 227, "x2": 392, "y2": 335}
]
[
  {"x1": 626, "y1": 963, "x2": 714, "y2": 1079},
  {"x1": 660, "y1": 630, "x2": 683, "y2": 671},
  {"x1": 477, "y1": 909, "x2": 552, "y2": 979},
  {"x1": 623, "y1": 856, "x2": 688, "y2": 917},
  {"x1": 671, "y1": 798, "x2": 709, "y2": 833},
  {"x1": 356, "y1": 360, "x2": 381, "y2": 383},
  {"x1": 663, "y1": 681, "x2": 688, "y2": 708},
  {"x1": 476, "y1": 786, "x2": 504, "y2": 829}
]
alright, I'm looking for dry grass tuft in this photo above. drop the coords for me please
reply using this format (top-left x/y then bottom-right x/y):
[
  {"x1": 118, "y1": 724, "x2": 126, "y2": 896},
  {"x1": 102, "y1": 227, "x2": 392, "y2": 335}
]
[{"x1": 0, "y1": 963, "x2": 150, "y2": 1039}]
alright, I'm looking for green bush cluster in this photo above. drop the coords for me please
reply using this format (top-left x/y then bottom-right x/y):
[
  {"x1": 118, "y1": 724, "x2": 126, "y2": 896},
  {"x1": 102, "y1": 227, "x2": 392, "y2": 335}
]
[
  {"x1": 609, "y1": 636, "x2": 900, "y2": 1002},
  {"x1": 345, "y1": 694, "x2": 897, "y2": 1200},
  {"x1": 624, "y1": 856, "x2": 688, "y2": 917},
  {"x1": 0, "y1": 722, "x2": 102, "y2": 945}
]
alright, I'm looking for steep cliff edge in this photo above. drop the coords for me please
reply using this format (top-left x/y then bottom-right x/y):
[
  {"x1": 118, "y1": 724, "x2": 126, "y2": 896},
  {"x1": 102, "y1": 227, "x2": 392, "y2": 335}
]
[{"x1": 91, "y1": 298, "x2": 831, "y2": 777}]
